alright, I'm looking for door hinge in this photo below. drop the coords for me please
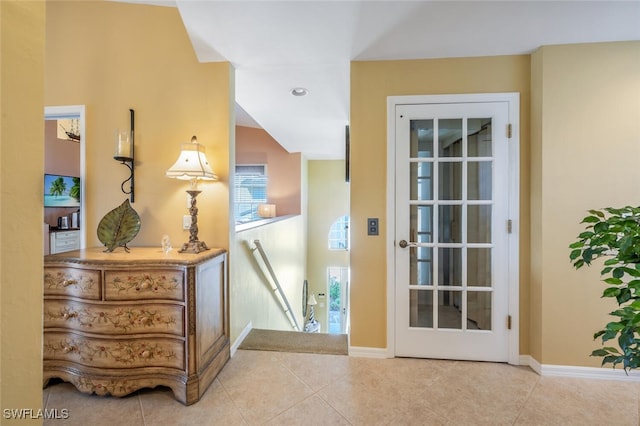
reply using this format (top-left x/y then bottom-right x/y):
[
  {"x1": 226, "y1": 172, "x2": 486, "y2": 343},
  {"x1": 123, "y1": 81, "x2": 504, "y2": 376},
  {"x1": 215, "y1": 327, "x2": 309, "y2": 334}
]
[
  {"x1": 507, "y1": 123, "x2": 512, "y2": 138},
  {"x1": 507, "y1": 219, "x2": 512, "y2": 234},
  {"x1": 507, "y1": 315, "x2": 512, "y2": 330}
]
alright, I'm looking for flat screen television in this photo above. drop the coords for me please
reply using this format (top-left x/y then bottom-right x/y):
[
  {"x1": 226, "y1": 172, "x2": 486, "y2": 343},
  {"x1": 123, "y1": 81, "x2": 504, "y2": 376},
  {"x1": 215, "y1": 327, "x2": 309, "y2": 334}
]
[{"x1": 44, "y1": 174, "x2": 80, "y2": 208}]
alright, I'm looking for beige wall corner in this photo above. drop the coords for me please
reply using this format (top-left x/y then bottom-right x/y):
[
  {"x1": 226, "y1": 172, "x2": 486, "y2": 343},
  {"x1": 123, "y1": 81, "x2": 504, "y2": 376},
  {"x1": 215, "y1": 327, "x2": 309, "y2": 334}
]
[
  {"x1": 531, "y1": 41, "x2": 640, "y2": 366},
  {"x1": 0, "y1": 0, "x2": 45, "y2": 418}
]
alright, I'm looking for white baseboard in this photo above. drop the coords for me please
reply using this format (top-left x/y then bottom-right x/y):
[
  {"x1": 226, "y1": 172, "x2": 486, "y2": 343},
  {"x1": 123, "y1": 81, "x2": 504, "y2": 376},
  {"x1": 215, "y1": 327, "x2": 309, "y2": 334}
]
[
  {"x1": 231, "y1": 321, "x2": 253, "y2": 357},
  {"x1": 348, "y1": 346, "x2": 393, "y2": 358},
  {"x1": 518, "y1": 354, "x2": 640, "y2": 381},
  {"x1": 519, "y1": 355, "x2": 541, "y2": 374}
]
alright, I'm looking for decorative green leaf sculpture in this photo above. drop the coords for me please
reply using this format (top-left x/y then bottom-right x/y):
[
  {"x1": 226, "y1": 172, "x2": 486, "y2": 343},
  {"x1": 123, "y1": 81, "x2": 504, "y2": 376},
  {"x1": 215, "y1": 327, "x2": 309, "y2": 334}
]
[{"x1": 97, "y1": 199, "x2": 141, "y2": 252}]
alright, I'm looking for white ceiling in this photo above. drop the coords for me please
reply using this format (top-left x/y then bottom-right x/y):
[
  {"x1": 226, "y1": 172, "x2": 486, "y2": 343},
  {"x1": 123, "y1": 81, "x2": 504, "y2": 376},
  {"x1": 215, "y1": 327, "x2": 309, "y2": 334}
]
[{"x1": 124, "y1": 1, "x2": 640, "y2": 159}]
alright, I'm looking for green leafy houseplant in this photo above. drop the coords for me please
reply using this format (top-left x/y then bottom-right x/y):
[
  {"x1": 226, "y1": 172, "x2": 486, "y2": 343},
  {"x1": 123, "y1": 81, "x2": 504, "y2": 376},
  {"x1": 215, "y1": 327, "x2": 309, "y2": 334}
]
[{"x1": 570, "y1": 206, "x2": 640, "y2": 372}]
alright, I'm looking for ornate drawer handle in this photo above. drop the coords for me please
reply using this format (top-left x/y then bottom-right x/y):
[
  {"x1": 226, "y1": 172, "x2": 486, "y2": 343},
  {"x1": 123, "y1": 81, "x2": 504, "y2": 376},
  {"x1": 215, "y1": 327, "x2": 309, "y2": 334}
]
[
  {"x1": 63, "y1": 345, "x2": 76, "y2": 354},
  {"x1": 62, "y1": 312, "x2": 77, "y2": 320},
  {"x1": 62, "y1": 279, "x2": 77, "y2": 287},
  {"x1": 140, "y1": 350, "x2": 151, "y2": 358}
]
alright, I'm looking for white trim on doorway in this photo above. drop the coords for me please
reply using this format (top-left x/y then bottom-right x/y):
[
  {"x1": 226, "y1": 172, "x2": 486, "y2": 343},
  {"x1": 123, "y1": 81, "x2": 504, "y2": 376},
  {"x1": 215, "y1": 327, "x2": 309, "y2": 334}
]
[
  {"x1": 386, "y1": 93, "x2": 520, "y2": 365},
  {"x1": 45, "y1": 105, "x2": 87, "y2": 250}
]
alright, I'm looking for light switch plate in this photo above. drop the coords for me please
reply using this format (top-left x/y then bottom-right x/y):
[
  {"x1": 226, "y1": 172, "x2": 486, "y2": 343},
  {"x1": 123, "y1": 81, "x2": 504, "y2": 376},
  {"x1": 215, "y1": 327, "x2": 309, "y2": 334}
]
[
  {"x1": 182, "y1": 215, "x2": 191, "y2": 230},
  {"x1": 367, "y1": 218, "x2": 379, "y2": 236}
]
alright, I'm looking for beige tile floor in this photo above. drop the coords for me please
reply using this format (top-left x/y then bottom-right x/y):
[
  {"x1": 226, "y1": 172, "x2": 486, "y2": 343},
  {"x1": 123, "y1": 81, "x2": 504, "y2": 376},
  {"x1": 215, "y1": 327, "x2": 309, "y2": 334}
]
[{"x1": 43, "y1": 349, "x2": 640, "y2": 426}]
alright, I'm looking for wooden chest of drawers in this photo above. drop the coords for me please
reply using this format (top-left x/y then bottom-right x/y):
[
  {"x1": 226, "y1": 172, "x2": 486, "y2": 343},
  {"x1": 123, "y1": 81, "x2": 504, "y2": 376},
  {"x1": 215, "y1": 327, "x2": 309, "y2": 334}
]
[{"x1": 43, "y1": 247, "x2": 229, "y2": 405}]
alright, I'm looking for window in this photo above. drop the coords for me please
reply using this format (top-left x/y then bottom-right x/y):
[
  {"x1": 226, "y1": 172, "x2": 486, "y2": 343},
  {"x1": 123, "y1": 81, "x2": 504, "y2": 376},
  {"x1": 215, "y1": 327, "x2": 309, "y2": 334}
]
[
  {"x1": 235, "y1": 165, "x2": 267, "y2": 223},
  {"x1": 328, "y1": 266, "x2": 349, "y2": 334},
  {"x1": 328, "y1": 215, "x2": 349, "y2": 250}
]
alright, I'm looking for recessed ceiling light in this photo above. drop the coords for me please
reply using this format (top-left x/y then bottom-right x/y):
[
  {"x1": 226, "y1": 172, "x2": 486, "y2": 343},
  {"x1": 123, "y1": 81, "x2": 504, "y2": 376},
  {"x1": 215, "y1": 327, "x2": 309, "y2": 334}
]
[{"x1": 291, "y1": 87, "x2": 308, "y2": 97}]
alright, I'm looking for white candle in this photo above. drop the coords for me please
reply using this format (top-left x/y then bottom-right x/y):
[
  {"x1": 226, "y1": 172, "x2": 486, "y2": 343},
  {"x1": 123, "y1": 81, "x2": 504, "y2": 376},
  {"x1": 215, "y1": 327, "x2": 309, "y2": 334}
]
[{"x1": 115, "y1": 130, "x2": 131, "y2": 159}]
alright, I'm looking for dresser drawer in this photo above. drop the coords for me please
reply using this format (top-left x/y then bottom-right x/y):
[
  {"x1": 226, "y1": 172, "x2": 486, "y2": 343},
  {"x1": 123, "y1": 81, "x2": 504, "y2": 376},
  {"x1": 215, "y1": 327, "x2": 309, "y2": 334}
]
[
  {"x1": 43, "y1": 332, "x2": 185, "y2": 370},
  {"x1": 55, "y1": 231, "x2": 79, "y2": 241},
  {"x1": 54, "y1": 238, "x2": 79, "y2": 251},
  {"x1": 44, "y1": 300, "x2": 184, "y2": 336},
  {"x1": 44, "y1": 268, "x2": 101, "y2": 300},
  {"x1": 104, "y1": 269, "x2": 184, "y2": 301}
]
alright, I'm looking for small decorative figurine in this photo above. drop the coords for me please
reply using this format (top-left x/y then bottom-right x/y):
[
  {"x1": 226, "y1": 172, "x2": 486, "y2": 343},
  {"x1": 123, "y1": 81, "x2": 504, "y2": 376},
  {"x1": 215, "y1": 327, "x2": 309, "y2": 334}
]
[{"x1": 161, "y1": 234, "x2": 172, "y2": 255}]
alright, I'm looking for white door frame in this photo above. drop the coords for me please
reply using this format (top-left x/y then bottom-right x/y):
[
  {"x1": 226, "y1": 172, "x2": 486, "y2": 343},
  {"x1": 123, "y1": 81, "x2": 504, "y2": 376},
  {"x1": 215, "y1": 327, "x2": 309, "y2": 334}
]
[
  {"x1": 386, "y1": 93, "x2": 520, "y2": 365},
  {"x1": 45, "y1": 105, "x2": 87, "y2": 250}
]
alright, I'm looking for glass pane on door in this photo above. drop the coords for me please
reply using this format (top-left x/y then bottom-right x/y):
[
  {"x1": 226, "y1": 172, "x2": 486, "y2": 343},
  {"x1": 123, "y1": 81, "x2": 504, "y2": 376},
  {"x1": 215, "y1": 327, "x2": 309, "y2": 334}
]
[
  {"x1": 467, "y1": 205, "x2": 491, "y2": 243},
  {"x1": 439, "y1": 162, "x2": 462, "y2": 200},
  {"x1": 410, "y1": 247, "x2": 433, "y2": 286},
  {"x1": 438, "y1": 290, "x2": 462, "y2": 329},
  {"x1": 468, "y1": 118, "x2": 492, "y2": 157},
  {"x1": 410, "y1": 163, "x2": 433, "y2": 200},
  {"x1": 467, "y1": 291, "x2": 492, "y2": 330},
  {"x1": 409, "y1": 289, "x2": 433, "y2": 327},
  {"x1": 438, "y1": 248, "x2": 461, "y2": 286},
  {"x1": 468, "y1": 161, "x2": 492, "y2": 200},
  {"x1": 439, "y1": 119, "x2": 462, "y2": 157},
  {"x1": 467, "y1": 248, "x2": 491, "y2": 287},
  {"x1": 410, "y1": 205, "x2": 433, "y2": 243},
  {"x1": 410, "y1": 120, "x2": 434, "y2": 158},
  {"x1": 408, "y1": 116, "x2": 496, "y2": 331},
  {"x1": 439, "y1": 205, "x2": 461, "y2": 243}
]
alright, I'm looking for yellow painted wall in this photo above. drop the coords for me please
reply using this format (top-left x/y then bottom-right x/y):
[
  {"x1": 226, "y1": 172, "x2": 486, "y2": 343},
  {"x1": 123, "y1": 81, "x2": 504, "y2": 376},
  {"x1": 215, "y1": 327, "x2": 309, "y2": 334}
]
[
  {"x1": 307, "y1": 160, "x2": 349, "y2": 330},
  {"x1": 45, "y1": 1, "x2": 233, "y2": 252},
  {"x1": 531, "y1": 41, "x2": 640, "y2": 366},
  {"x1": 350, "y1": 56, "x2": 531, "y2": 349},
  {"x1": 0, "y1": 0, "x2": 45, "y2": 420},
  {"x1": 230, "y1": 216, "x2": 307, "y2": 341},
  {"x1": 529, "y1": 50, "x2": 544, "y2": 362}
]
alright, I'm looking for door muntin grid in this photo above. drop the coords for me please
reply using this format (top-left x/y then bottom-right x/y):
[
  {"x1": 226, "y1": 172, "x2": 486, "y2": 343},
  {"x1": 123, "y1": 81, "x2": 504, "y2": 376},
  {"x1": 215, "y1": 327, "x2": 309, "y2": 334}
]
[{"x1": 408, "y1": 117, "x2": 493, "y2": 331}]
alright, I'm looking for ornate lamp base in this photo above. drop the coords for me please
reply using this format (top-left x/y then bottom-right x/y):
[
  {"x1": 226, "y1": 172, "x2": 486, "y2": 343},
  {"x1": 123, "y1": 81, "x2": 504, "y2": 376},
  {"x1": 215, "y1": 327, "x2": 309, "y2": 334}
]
[
  {"x1": 179, "y1": 240, "x2": 209, "y2": 254},
  {"x1": 178, "y1": 189, "x2": 210, "y2": 254}
]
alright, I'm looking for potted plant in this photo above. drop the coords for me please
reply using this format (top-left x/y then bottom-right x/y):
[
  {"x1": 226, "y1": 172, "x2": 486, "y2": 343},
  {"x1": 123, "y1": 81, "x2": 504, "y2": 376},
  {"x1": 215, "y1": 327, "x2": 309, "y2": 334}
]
[{"x1": 570, "y1": 206, "x2": 640, "y2": 372}]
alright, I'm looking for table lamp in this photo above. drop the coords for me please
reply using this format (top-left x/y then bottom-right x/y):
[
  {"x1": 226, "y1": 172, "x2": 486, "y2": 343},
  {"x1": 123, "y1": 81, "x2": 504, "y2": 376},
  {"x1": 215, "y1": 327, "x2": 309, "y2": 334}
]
[{"x1": 166, "y1": 136, "x2": 216, "y2": 253}]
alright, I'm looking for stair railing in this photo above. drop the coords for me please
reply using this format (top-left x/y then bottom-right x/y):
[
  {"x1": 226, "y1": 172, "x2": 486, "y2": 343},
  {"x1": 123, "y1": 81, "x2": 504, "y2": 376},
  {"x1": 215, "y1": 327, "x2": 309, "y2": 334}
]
[{"x1": 252, "y1": 240, "x2": 300, "y2": 331}]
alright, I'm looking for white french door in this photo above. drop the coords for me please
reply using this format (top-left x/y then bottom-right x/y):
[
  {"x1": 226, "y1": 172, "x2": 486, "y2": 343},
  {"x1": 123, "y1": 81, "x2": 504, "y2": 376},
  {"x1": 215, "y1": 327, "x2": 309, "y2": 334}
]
[{"x1": 390, "y1": 94, "x2": 518, "y2": 362}]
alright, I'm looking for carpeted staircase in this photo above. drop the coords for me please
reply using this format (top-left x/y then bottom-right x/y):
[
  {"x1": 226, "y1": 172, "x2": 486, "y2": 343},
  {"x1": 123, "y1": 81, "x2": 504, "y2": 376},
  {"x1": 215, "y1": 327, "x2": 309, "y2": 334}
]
[{"x1": 238, "y1": 328, "x2": 348, "y2": 355}]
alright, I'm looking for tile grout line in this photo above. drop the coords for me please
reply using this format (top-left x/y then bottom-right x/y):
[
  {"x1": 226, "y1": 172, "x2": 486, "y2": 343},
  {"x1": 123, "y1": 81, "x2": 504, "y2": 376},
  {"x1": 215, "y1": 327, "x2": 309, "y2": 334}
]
[
  {"x1": 137, "y1": 391, "x2": 146, "y2": 426},
  {"x1": 510, "y1": 373, "x2": 542, "y2": 425},
  {"x1": 43, "y1": 388, "x2": 51, "y2": 411},
  {"x1": 277, "y1": 354, "x2": 354, "y2": 425},
  {"x1": 215, "y1": 376, "x2": 253, "y2": 425}
]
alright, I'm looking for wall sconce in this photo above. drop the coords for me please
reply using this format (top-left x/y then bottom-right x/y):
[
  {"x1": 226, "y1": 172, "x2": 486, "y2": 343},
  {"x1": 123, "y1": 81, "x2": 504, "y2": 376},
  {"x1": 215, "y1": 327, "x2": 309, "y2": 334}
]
[
  {"x1": 166, "y1": 135, "x2": 217, "y2": 253},
  {"x1": 257, "y1": 203, "x2": 276, "y2": 218},
  {"x1": 114, "y1": 109, "x2": 135, "y2": 203}
]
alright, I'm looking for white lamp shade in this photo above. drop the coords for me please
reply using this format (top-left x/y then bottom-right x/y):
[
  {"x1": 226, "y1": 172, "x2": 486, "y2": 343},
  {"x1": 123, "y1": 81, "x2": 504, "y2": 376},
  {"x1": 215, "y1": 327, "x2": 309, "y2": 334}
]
[
  {"x1": 257, "y1": 204, "x2": 276, "y2": 218},
  {"x1": 166, "y1": 136, "x2": 217, "y2": 180},
  {"x1": 307, "y1": 294, "x2": 318, "y2": 306}
]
